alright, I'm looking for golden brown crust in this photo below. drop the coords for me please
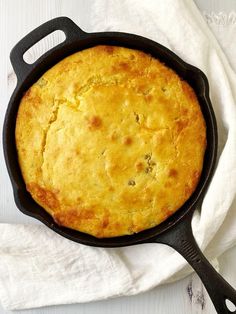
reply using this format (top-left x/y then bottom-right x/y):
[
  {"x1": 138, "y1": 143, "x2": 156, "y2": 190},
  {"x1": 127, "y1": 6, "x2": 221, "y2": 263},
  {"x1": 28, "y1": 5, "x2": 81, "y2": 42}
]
[{"x1": 15, "y1": 45, "x2": 206, "y2": 238}]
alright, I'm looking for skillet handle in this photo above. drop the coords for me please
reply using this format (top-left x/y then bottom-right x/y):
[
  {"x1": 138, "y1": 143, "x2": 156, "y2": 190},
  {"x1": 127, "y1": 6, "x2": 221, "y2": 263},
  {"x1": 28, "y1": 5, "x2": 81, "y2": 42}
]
[
  {"x1": 156, "y1": 211, "x2": 236, "y2": 314},
  {"x1": 10, "y1": 17, "x2": 86, "y2": 82}
]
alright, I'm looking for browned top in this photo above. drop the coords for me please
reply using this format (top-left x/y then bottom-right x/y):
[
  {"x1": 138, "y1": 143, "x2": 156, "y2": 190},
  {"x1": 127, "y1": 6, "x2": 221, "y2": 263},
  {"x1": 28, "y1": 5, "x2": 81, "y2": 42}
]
[{"x1": 15, "y1": 45, "x2": 206, "y2": 238}]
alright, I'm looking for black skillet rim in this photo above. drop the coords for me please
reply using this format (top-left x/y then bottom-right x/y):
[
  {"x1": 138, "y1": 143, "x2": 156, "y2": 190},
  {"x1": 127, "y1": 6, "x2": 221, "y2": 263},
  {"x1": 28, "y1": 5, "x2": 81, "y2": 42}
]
[{"x1": 3, "y1": 17, "x2": 218, "y2": 247}]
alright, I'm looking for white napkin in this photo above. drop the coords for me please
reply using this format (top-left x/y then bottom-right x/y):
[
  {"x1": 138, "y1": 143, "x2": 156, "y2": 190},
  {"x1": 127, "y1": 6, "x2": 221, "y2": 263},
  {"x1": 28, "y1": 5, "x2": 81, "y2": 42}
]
[{"x1": 1, "y1": 0, "x2": 236, "y2": 310}]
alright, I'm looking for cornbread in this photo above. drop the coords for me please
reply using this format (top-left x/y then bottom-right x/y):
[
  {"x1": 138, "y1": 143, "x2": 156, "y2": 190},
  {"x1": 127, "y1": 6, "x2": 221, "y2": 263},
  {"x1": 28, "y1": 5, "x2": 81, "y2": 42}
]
[{"x1": 15, "y1": 45, "x2": 206, "y2": 238}]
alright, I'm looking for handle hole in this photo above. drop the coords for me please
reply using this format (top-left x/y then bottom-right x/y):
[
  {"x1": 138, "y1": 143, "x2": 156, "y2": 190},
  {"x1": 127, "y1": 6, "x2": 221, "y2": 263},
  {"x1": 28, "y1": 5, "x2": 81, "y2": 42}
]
[
  {"x1": 225, "y1": 299, "x2": 236, "y2": 312},
  {"x1": 23, "y1": 30, "x2": 66, "y2": 64}
]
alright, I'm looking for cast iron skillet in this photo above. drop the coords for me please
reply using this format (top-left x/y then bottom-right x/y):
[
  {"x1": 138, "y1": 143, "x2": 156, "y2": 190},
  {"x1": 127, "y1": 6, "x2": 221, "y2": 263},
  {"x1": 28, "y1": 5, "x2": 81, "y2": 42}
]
[{"x1": 3, "y1": 17, "x2": 236, "y2": 313}]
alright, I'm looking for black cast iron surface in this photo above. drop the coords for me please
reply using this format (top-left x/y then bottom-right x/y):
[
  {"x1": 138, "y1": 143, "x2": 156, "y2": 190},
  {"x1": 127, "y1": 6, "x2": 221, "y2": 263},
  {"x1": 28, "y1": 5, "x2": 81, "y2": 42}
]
[
  {"x1": 3, "y1": 17, "x2": 236, "y2": 313},
  {"x1": 3, "y1": 16, "x2": 217, "y2": 247}
]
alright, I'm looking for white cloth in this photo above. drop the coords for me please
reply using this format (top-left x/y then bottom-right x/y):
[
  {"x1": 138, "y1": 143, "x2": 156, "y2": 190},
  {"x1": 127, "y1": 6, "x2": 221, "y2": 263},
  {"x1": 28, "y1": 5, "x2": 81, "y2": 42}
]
[{"x1": 0, "y1": 0, "x2": 236, "y2": 310}]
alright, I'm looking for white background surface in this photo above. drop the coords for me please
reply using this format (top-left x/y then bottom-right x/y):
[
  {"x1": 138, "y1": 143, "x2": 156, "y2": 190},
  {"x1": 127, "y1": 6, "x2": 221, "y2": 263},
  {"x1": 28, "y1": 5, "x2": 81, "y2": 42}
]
[{"x1": 0, "y1": 0, "x2": 236, "y2": 313}]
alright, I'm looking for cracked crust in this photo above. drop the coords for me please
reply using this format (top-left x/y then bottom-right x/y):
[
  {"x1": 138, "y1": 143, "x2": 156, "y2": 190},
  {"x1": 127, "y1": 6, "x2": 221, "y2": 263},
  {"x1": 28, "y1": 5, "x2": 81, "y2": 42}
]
[{"x1": 15, "y1": 45, "x2": 206, "y2": 238}]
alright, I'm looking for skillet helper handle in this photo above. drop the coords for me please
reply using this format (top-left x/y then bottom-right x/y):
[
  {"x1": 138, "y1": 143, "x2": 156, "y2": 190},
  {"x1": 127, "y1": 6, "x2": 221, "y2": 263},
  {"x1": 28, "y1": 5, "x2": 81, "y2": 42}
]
[
  {"x1": 10, "y1": 17, "x2": 86, "y2": 82},
  {"x1": 157, "y1": 212, "x2": 236, "y2": 314}
]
